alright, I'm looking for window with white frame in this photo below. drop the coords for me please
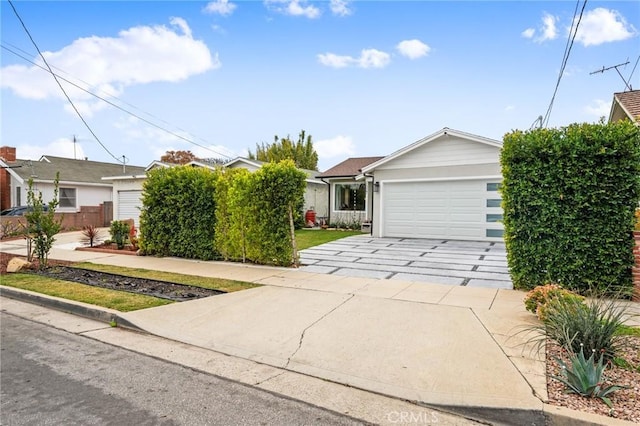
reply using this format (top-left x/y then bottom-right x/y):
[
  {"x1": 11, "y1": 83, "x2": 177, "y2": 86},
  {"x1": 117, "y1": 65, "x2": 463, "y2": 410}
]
[
  {"x1": 334, "y1": 183, "x2": 365, "y2": 211},
  {"x1": 59, "y1": 188, "x2": 76, "y2": 208}
]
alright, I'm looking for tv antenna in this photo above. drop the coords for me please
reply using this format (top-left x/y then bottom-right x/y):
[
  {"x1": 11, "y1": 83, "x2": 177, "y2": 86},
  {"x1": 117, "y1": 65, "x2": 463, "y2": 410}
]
[{"x1": 590, "y1": 60, "x2": 633, "y2": 91}]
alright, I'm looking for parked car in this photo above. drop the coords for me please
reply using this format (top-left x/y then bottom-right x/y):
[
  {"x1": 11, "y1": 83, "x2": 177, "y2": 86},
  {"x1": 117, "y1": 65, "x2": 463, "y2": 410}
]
[{"x1": 0, "y1": 206, "x2": 49, "y2": 216}]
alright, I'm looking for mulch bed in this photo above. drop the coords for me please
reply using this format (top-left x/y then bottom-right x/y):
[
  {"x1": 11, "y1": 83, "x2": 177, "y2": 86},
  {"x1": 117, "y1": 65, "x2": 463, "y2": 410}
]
[{"x1": 0, "y1": 252, "x2": 222, "y2": 302}]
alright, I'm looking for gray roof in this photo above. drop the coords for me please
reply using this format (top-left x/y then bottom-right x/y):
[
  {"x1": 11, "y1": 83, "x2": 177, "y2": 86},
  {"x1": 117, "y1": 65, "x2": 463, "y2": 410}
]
[
  {"x1": 316, "y1": 157, "x2": 384, "y2": 178},
  {"x1": 7, "y1": 155, "x2": 146, "y2": 184}
]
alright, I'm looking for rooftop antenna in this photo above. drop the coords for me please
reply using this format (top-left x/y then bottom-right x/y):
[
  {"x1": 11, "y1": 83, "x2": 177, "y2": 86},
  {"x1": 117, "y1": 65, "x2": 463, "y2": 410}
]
[
  {"x1": 590, "y1": 60, "x2": 633, "y2": 91},
  {"x1": 72, "y1": 134, "x2": 77, "y2": 160}
]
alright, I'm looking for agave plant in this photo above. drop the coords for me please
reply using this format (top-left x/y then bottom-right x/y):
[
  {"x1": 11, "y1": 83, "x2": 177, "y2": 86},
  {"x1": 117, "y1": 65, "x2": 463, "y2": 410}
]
[{"x1": 554, "y1": 344, "x2": 628, "y2": 409}]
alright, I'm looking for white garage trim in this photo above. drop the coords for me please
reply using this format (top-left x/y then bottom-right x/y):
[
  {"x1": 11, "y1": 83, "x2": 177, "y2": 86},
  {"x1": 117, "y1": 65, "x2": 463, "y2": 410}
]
[
  {"x1": 117, "y1": 190, "x2": 142, "y2": 228},
  {"x1": 378, "y1": 177, "x2": 503, "y2": 241}
]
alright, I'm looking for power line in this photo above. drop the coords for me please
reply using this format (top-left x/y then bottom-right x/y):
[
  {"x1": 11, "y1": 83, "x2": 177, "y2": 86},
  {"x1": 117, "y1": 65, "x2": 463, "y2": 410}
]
[
  {"x1": 1, "y1": 42, "x2": 233, "y2": 160},
  {"x1": 541, "y1": 0, "x2": 587, "y2": 128},
  {"x1": 7, "y1": 0, "x2": 124, "y2": 164}
]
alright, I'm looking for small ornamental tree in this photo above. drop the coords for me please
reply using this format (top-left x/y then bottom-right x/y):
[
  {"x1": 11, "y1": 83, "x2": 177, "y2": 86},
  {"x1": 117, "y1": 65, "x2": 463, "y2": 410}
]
[
  {"x1": 501, "y1": 121, "x2": 640, "y2": 295},
  {"x1": 25, "y1": 173, "x2": 62, "y2": 269}
]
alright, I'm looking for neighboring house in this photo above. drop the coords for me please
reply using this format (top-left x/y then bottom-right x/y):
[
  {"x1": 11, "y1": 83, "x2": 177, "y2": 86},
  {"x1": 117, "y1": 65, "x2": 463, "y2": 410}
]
[
  {"x1": 0, "y1": 146, "x2": 145, "y2": 215},
  {"x1": 104, "y1": 156, "x2": 328, "y2": 227},
  {"x1": 357, "y1": 128, "x2": 504, "y2": 241},
  {"x1": 316, "y1": 157, "x2": 384, "y2": 227},
  {"x1": 608, "y1": 89, "x2": 640, "y2": 124}
]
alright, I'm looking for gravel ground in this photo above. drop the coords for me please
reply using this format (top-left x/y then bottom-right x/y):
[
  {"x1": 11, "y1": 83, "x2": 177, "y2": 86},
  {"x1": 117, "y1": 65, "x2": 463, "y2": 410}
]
[{"x1": 546, "y1": 338, "x2": 640, "y2": 422}]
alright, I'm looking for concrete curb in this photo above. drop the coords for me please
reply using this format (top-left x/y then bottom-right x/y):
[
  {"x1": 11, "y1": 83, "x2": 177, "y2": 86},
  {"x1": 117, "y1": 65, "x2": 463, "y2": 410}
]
[
  {"x1": 0, "y1": 286, "x2": 145, "y2": 333},
  {"x1": 543, "y1": 403, "x2": 638, "y2": 426}
]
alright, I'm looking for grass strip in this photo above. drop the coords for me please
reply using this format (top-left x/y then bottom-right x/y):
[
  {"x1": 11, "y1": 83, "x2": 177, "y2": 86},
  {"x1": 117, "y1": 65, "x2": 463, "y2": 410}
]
[
  {"x1": 1, "y1": 274, "x2": 173, "y2": 312},
  {"x1": 74, "y1": 263, "x2": 259, "y2": 293},
  {"x1": 295, "y1": 229, "x2": 362, "y2": 250}
]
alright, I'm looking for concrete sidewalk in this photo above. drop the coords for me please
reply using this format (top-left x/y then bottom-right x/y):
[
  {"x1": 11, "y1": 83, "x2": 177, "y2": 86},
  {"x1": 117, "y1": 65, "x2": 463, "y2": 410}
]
[{"x1": 1, "y1": 231, "x2": 636, "y2": 425}]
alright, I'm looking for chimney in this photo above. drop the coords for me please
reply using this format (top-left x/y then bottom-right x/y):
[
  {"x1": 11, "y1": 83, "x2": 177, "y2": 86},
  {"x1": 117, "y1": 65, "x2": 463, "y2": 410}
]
[
  {"x1": 0, "y1": 146, "x2": 17, "y2": 162},
  {"x1": 0, "y1": 146, "x2": 16, "y2": 210}
]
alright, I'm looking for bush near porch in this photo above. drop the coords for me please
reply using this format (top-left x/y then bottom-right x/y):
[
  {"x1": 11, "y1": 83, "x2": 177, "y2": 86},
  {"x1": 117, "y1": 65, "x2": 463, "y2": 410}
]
[{"x1": 500, "y1": 121, "x2": 640, "y2": 296}]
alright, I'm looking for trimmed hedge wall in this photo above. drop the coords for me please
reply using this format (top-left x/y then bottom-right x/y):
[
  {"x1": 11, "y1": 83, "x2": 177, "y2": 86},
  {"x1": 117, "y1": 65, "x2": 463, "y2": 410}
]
[
  {"x1": 139, "y1": 166, "x2": 218, "y2": 260},
  {"x1": 139, "y1": 160, "x2": 306, "y2": 266},
  {"x1": 501, "y1": 121, "x2": 640, "y2": 295},
  {"x1": 214, "y1": 160, "x2": 306, "y2": 266}
]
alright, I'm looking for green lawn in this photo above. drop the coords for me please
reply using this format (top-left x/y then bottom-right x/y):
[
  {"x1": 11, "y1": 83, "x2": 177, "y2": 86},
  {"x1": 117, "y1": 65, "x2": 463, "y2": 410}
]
[
  {"x1": 1, "y1": 274, "x2": 173, "y2": 312},
  {"x1": 295, "y1": 229, "x2": 363, "y2": 250}
]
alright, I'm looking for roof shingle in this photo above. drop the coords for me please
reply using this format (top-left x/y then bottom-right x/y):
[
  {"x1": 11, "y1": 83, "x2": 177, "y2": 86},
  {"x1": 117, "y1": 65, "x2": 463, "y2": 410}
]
[
  {"x1": 614, "y1": 90, "x2": 640, "y2": 121},
  {"x1": 316, "y1": 156, "x2": 384, "y2": 178}
]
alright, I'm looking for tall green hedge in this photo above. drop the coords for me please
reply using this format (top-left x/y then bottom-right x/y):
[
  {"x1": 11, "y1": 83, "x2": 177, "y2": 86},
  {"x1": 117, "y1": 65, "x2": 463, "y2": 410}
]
[
  {"x1": 501, "y1": 121, "x2": 640, "y2": 295},
  {"x1": 139, "y1": 166, "x2": 218, "y2": 260},
  {"x1": 214, "y1": 160, "x2": 306, "y2": 266}
]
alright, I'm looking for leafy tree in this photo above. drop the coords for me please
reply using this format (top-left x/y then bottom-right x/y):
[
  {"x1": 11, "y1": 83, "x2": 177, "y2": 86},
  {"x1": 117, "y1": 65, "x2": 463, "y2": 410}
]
[
  {"x1": 248, "y1": 130, "x2": 319, "y2": 170},
  {"x1": 160, "y1": 150, "x2": 198, "y2": 164},
  {"x1": 25, "y1": 173, "x2": 62, "y2": 269}
]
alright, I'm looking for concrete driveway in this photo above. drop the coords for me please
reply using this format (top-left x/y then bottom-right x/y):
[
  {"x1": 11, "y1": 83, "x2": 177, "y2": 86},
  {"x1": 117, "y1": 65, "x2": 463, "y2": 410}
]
[{"x1": 299, "y1": 235, "x2": 512, "y2": 289}]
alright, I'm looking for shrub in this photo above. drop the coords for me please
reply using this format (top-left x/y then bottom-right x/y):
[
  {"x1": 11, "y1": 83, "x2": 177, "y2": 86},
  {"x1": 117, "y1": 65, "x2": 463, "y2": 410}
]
[
  {"x1": 109, "y1": 221, "x2": 130, "y2": 249},
  {"x1": 541, "y1": 294, "x2": 635, "y2": 361},
  {"x1": 524, "y1": 283, "x2": 585, "y2": 321},
  {"x1": 25, "y1": 174, "x2": 62, "y2": 269},
  {"x1": 140, "y1": 166, "x2": 218, "y2": 260},
  {"x1": 81, "y1": 225, "x2": 103, "y2": 247},
  {"x1": 501, "y1": 121, "x2": 640, "y2": 295},
  {"x1": 553, "y1": 346, "x2": 627, "y2": 409},
  {"x1": 635, "y1": 208, "x2": 640, "y2": 232}
]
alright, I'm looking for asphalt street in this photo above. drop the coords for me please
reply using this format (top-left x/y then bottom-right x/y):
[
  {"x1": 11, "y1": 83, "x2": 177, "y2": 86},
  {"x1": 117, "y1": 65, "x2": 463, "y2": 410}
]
[{"x1": 1, "y1": 313, "x2": 367, "y2": 426}]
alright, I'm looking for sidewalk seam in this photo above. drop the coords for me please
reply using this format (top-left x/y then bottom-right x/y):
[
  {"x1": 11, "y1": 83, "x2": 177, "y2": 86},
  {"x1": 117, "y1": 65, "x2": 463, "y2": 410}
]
[{"x1": 285, "y1": 294, "x2": 355, "y2": 368}]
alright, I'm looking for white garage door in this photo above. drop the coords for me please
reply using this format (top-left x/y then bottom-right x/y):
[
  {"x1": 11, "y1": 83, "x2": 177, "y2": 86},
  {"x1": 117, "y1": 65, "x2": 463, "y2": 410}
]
[
  {"x1": 381, "y1": 180, "x2": 503, "y2": 241},
  {"x1": 117, "y1": 190, "x2": 142, "y2": 228}
]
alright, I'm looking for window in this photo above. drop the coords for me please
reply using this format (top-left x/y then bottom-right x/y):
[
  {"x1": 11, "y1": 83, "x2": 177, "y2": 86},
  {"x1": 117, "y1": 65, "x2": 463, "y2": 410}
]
[
  {"x1": 486, "y1": 198, "x2": 501, "y2": 208},
  {"x1": 486, "y1": 229, "x2": 504, "y2": 238},
  {"x1": 486, "y1": 214, "x2": 503, "y2": 223},
  {"x1": 335, "y1": 183, "x2": 365, "y2": 211},
  {"x1": 486, "y1": 182, "x2": 502, "y2": 191},
  {"x1": 16, "y1": 187, "x2": 21, "y2": 206},
  {"x1": 59, "y1": 188, "x2": 76, "y2": 208}
]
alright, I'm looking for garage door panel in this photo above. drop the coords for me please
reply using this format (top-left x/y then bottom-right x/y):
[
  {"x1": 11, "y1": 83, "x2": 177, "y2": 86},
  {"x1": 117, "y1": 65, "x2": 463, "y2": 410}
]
[
  {"x1": 118, "y1": 190, "x2": 142, "y2": 228},
  {"x1": 382, "y1": 180, "x2": 503, "y2": 241}
]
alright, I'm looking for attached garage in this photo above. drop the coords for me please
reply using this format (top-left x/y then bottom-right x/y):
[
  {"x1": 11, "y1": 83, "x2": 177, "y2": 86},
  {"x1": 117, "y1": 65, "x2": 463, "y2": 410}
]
[
  {"x1": 361, "y1": 128, "x2": 504, "y2": 242},
  {"x1": 381, "y1": 179, "x2": 503, "y2": 240}
]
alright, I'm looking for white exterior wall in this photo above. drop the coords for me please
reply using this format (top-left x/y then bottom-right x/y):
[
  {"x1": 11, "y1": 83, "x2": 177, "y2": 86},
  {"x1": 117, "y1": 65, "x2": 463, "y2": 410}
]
[
  {"x1": 111, "y1": 178, "x2": 145, "y2": 222},
  {"x1": 304, "y1": 182, "x2": 329, "y2": 218},
  {"x1": 11, "y1": 178, "x2": 112, "y2": 213},
  {"x1": 370, "y1": 137, "x2": 502, "y2": 240}
]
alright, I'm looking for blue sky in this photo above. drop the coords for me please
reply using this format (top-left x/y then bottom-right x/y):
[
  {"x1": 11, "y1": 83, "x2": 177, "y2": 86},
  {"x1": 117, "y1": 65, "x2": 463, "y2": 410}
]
[{"x1": 1, "y1": 1, "x2": 638, "y2": 171}]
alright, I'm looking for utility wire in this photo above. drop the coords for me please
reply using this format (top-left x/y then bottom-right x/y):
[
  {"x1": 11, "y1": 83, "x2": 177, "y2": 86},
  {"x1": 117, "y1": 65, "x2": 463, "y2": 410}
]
[
  {"x1": 2, "y1": 43, "x2": 232, "y2": 160},
  {"x1": 7, "y1": 0, "x2": 124, "y2": 164},
  {"x1": 541, "y1": 0, "x2": 587, "y2": 128}
]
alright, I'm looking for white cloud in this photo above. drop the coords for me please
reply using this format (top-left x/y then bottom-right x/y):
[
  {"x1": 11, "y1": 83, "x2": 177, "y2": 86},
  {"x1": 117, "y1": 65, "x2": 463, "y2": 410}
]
[
  {"x1": 573, "y1": 8, "x2": 637, "y2": 46},
  {"x1": 504, "y1": 105, "x2": 515, "y2": 112},
  {"x1": 203, "y1": 0, "x2": 237, "y2": 16},
  {"x1": 584, "y1": 99, "x2": 611, "y2": 118},
  {"x1": 264, "y1": 0, "x2": 321, "y2": 19},
  {"x1": 396, "y1": 39, "x2": 430, "y2": 59},
  {"x1": 315, "y1": 135, "x2": 355, "y2": 159},
  {"x1": 521, "y1": 28, "x2": 535, "y2": 39},
  {"x1": 318, "y1": 49, "x2": 390, "y2": 69},
  {"x1": 16, "y1": 138, "x2": 87, "y2": 161},
  {"x1": 522, "y1": 12, "x2": 558, "y2": 42},
  {"x1": 330, "y1": 0, "x2": 352, "y2": 17},
  {"x1": 0, "y1": 18, "x2": 218, "y2": 114}
]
